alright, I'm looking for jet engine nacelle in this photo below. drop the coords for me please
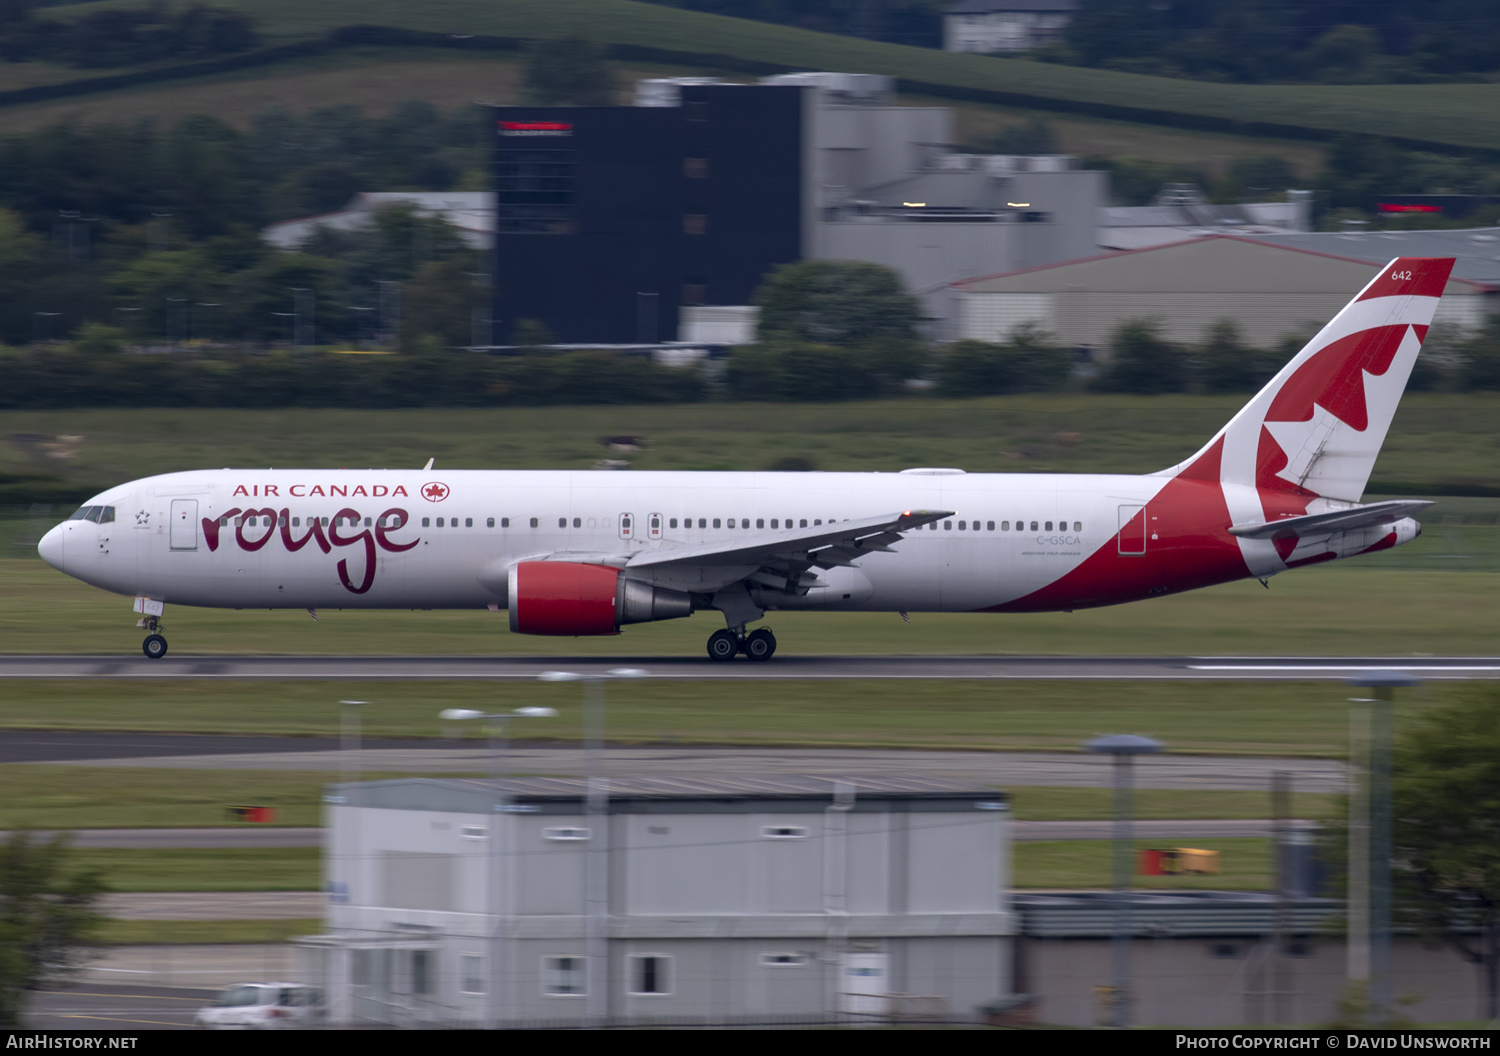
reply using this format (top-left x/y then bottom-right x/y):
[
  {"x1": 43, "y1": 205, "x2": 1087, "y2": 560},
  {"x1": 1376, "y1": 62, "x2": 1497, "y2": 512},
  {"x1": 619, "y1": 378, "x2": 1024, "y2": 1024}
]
[{"x1": 507, "y1": 561, "x2": 693, "y2": 636}]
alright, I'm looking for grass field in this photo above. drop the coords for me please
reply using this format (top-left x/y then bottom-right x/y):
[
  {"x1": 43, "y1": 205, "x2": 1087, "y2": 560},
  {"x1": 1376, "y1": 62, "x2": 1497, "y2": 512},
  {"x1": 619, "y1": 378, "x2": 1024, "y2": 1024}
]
[
  {"x1": 7, "y1": 396, "x2": 1500, "y2": 501},
  {"x1": 96, "y1": 918, "x2": 321, "y2": 944},
  {"x1": 0, "y1": 766, "x2": 1337, "y2": 827},
  {"x1": 33, "y1": 0, "x2": 1500, "y2": 151},
  {"x1": 70, "y1": 848, "x2": 317, "y2": 891},
  {"x1": 0, "y1": 42, "x2": 1333, "y2": 180},
  {"x1": 3, "y1": 557, "x2": 1497, "y2": 658},
  {"x1": 1015, "y1": 838, "x2": 1270, "y2": 890},
  {"x1": 0, "y1": 677, "x2": 1468, "y2": 755}
]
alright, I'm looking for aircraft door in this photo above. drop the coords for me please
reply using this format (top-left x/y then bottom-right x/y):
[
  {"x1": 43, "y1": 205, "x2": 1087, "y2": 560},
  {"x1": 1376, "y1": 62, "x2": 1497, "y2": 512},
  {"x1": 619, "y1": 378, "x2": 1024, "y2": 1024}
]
[
  {"x1": 1117, "y1": 504, "x2": 1146, "y2": 555},
  {"x1": 619, "y1": 513, "x2": 634, "y2": 540},
  {"x1": 647, "y1": 513, "x2": 663, "y2": 540},
  {"x1": 170, "y1": 499, "x2": 198, "y2": 551}
]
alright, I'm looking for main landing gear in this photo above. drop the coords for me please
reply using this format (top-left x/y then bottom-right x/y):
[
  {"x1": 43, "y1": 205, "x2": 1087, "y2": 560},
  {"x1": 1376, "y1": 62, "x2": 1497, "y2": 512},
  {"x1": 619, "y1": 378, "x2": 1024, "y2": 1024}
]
[
  {"x1": 137, "y1": 615, "x2": 167, "y2": 659},
  {"x1": 706, "y1": 626, "x2": 777, "y2": 663}
]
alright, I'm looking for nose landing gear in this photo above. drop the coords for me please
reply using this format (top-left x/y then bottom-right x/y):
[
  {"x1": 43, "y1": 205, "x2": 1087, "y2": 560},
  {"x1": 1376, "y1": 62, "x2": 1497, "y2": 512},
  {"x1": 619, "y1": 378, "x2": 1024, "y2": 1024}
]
[{"x1": 705, "y1": 626, "x2": 777, "y2": 663}]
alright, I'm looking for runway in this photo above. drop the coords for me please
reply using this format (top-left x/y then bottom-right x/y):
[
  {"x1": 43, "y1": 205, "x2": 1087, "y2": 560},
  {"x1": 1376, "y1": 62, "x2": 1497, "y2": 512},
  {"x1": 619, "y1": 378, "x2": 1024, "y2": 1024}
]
[{"x1": 2, "y1": 653, "x2": 1498, "y2": 680}]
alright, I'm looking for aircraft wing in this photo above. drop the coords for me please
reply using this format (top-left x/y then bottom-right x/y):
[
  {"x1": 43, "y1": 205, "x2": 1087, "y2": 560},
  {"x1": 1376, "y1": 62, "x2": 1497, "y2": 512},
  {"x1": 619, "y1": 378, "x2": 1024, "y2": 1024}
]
[
  {"x1": 1228, "y1": 500, "x2": 1434, "y2": 541},
  {"x1": 626, "y1": 509, "x2": 951, "y2": 579}
]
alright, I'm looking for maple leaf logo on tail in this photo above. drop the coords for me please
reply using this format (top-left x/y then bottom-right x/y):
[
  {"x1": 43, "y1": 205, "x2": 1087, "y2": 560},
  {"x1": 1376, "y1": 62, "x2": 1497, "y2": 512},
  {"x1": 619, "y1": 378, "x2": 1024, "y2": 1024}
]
[
  {"x1": 1164, "y1": 256, "x2": 1455, "y2": 503},
  {"x1": 1152, "y1": 256, "x2": 1454, "y2": 579}
]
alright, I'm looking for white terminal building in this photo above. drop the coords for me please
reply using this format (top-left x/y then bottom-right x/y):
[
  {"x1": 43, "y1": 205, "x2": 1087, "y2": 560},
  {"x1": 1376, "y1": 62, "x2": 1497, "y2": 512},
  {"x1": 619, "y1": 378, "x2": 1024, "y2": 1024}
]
[{"x1": 296, "y1": 775, "x2": 1015, "y2": 1028}]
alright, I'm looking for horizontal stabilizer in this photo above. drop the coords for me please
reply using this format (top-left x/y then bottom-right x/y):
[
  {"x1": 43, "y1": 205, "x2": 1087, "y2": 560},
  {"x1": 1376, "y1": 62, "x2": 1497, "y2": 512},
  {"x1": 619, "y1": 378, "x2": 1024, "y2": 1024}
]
[{"x1": 1228, "y1": 499, "x2": 1433, "y2": 540}]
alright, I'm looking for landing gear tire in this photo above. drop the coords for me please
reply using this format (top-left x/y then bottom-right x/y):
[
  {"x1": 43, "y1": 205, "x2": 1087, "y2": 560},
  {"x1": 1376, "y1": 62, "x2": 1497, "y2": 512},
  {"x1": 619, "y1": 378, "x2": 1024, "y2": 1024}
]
[
  {"x1": 706, "y1": 629, "x2": 740, "y2": 662},
  {"x1": 142, "y1": 634, "x2": 168, "y2": 660},
  {"x1": 744, "y1": 628, "x2": 777, "y2": 662}
]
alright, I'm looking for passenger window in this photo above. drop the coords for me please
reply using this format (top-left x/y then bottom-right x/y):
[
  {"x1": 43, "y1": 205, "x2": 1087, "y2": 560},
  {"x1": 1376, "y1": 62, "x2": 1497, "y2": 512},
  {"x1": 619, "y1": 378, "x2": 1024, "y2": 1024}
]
[
  {"x1": 987, "y1": 521, "x2": 995, "y2": 531},
  {"x1": 1001, "y1": 521, "x2": 1008, "y2": 531},
  {"x1": 422, "y1": 517, "x2": 430, "y2": 527},
  {"x1": 1046, "y1": 521, "x2": 1053, "y2": 531},
  {"x1": 943, "y1": 521, "x2": 952, "y2": 531},
  {"x1": 814, "y1": 519, "x2": 822, "y2": 526},
  {"x1": 1074, "y1": 521, "x2": 1082, "y2": 531},
  {"x1": 698, "y1": 518, "x2": 706, "y2": 528},
  {"x1": 756, "y1": 519, "x2": 763, "y2": 529},
  {"x1": 771, "y1": 519, "x2": 778, "y2": 529},
  {"x1": 712, "y1": 518, "x2": 721, "y2": 529},
  {"x1": 466, "y1": 518, "x2": 473, "y2": 528},
  {"x1": 958, "y1": 521, "x2": 966, "y2": 530},
  {"x1": 487, "y1": 517, "x2": 495, "y2": 528},
  {"x1": 1030, "y1": 521, "x2": 1038, "y2": 531},
  {"x1": 800, "y1": 519, "x2": 807, "y2": 528},
  {"x1": 293, "y1": 517, "x2": 301, "y2": 527},
  {"x1": 530, "y1": 517, "x2": 538, "y2": 528},
  {"x1": 669, "y1": 518, "x2": 678, "y2": 528}
]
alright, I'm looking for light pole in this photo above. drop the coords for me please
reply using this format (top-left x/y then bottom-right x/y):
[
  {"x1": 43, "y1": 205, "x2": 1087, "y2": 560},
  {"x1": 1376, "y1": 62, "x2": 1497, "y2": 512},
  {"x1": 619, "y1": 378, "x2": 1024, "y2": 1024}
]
[
  {"x1": 337, "y1": 700, "x2": 366, "y2": 910},
  {"x1": 537, "y1": 668, "x2": 646, "y2": 1025},
  {"x1": 1347, "y1": 671, "x2": 1416, "y2": 1023},
  {"x1": 439, "y1": 706, "x2": 558, "y2": 1029},
  {"x1": 1086, "y1": 733, "x2": 1164, "y2": 1029}
]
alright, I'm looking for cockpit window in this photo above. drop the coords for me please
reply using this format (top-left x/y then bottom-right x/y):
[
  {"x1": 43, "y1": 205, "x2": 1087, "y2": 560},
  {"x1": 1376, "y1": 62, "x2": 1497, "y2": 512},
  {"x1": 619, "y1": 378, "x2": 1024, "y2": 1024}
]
[
  {"x1": 68, "y1": 506, "x2": 102, "y2": 522},
  {"x1": 97, "y1": 506, "x2": 115, "y2": 524}
]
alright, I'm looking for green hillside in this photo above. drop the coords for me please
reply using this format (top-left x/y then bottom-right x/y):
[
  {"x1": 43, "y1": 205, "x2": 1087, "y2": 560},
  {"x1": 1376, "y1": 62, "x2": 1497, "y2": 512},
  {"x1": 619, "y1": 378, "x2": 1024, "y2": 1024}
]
[{"x1": 27, "y1": 0, "x2": 1500, "y2": 152}]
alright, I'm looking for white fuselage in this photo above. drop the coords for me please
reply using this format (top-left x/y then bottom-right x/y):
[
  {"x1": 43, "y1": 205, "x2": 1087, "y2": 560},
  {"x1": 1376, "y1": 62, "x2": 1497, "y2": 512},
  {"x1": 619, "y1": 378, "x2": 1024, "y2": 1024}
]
[{"x1": 41, "y1": 468, "x2": 1172, "y2": 614}]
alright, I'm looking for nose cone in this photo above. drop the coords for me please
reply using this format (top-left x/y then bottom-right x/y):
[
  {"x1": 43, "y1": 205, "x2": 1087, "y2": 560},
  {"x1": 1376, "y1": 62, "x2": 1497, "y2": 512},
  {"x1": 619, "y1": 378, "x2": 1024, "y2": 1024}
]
[{"x1": 37, "y1": 523, "x2": 65, "y2": 571}]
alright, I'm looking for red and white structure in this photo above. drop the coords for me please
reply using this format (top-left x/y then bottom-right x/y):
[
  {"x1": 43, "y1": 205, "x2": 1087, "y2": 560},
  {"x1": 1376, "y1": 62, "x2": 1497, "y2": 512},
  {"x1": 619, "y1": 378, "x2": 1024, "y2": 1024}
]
[{"x1": 39, "y1": 258, "x2": 1453, "y2": 661}]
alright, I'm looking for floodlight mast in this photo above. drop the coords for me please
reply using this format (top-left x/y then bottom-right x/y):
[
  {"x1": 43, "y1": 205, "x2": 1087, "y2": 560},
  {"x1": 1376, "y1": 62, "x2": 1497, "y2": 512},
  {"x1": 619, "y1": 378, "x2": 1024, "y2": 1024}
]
[
  {"x1": 438, "y1": 705, "x2": 557, "y2": 1028},
  {"x1": 1086, "y1": 733, "x2": 1164, "y2": 1030},
  {"x1": 537, "y1": 668, "x2": 645, "y2": 1025}
]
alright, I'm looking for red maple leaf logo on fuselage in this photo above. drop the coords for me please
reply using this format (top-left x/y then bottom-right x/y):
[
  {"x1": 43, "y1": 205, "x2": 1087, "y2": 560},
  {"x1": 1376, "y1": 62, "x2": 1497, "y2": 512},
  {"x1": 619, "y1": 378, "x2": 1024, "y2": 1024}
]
[{"x1": 421, "y1": 482, "x2": 450, "y2": 502}]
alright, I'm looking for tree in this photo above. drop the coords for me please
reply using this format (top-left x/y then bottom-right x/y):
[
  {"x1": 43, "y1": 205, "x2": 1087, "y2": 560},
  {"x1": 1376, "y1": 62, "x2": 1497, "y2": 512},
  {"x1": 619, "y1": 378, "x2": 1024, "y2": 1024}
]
[
  {"x1": 754, "y1": 260, "x2": 921, "y2": 352},
  {"x1": 0, "y1": 833, "x2": 106, "y2": 1026},
  {"x1": 1387, "y1": 688, "x2": 1500, "y2": 1018},
  {"x1": 1095, "y1": 320, "x2": 1184, "y2": 393},
  {"x1": 522, "y1": 38, "x2": 616, "y2": 106}
]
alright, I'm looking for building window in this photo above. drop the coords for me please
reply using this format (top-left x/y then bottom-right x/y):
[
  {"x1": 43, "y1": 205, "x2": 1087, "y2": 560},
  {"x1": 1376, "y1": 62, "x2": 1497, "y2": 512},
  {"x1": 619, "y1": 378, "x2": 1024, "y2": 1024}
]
[
  {"x1": 683, "y1": 214, "x2": 707, "y2": 236},
  {"x1": 411, "y1": 950, "x2": 432, "y2": 994},
  {"x1": 628, "y1": 954, "x2": 672, "y2": 996},
  {"x1": 685, "y1": 157, "x2": 708, "y2": 179},
  {"x1": 495, "y1": 148, "x2": 576, "y2": 234},
  {"x1": 760, "y1": 953, "x2": 809, "y2": 967},
  {"x1": 461, "y1": 954, "x2": 485, "y2": 995},
  {"x1": 543, "y1": 955, "x2": 587, "y2": 996}
]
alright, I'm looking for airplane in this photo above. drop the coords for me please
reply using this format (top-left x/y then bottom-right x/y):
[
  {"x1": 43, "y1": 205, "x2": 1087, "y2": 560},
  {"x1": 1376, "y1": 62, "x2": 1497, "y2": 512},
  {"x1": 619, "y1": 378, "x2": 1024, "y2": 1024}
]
[{"x1": 38, "y1": 256, "x2": 1453, "y2": 662}]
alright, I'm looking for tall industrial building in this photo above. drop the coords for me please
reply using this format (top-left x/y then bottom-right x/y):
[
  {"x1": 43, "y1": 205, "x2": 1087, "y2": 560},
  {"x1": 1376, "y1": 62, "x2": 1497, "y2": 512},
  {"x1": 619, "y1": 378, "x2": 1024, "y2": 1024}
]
[{"x1": 491, "y1": 74, "x2": 1105, "y2": 345}]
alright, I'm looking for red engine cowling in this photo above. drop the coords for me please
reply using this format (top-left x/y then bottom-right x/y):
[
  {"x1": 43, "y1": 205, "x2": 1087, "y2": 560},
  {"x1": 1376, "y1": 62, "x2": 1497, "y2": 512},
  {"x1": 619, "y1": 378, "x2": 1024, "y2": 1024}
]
[{"x1": 507, "y1": 561, "x2": 692, "y2": 636}]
